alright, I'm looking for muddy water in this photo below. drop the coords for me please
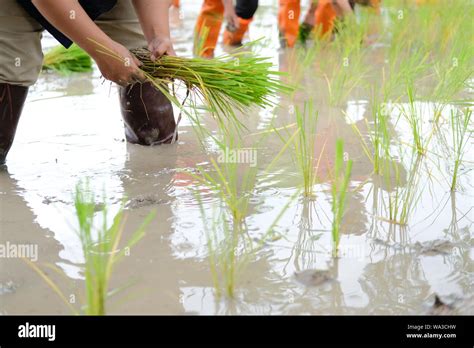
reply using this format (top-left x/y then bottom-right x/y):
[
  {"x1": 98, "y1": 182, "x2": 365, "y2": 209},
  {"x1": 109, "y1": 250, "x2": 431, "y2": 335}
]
[{"x1": 0, "y1": 1, "x2": 472, "y2": 315}]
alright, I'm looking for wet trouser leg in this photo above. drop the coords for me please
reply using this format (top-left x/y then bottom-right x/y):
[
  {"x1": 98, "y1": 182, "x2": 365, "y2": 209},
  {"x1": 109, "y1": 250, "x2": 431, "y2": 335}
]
[
  {"x1": 278, "y1": 0, "x2": 301, "y2": 48},
  {"x1": 96, "y1": 0, "x2": 176, "y2": 145},
  {"x1": 0, "y1": 1, "x2": 43, "y2": 163},
  {"x1": 0, "y1": 84, "x2": 29, "y2": 164},
  {"x1": 314, "y1": 0, "x2": 337, "y2": 38},
  {"x1": 223, "y1": 0, "x2": 259, "y2": 46},
  {"x1": 299, "y1": 1, "x2": 318, "y2": 43},
  {"x1": 194, "y1": 0, "x2": 225, "y2": 58}
]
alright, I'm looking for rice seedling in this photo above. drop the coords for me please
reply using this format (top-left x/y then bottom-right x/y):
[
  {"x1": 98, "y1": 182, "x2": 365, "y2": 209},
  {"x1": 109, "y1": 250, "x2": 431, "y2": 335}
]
[
  {"x1": 186, "y1": 117, "x2": 300, "y2": 297},
  {"x1": 349, "y1": 99, "x2": 392, "y2": 176},
  {"x1": 382, "y1": 150, "x2": 424, "y2": 226},
  {"x1": 74, "y1": 182, "x2": 155, "y2": 315},
  {"x1": 195, "y1": 188, "x2": 296, "y2": 298},
  {"x1": 403, "y1": 84, "x2": 423, "y2": 155},
  {"x1": 397, "y1": 84, "x2": 432, "y2": 156},
  {"x1": 42, "y1": 44, "x2": 93, "y2": 74},
  {"x1": 25, "y1": 181, "x2": 155, "y2": 315},
  {"x1": 273, "y1": 102, "x2": 323, "y2": 198},
  {"x1": 449, "y1": 108, "x2": 473, "y2": 191},
  {"x1": 324, "y1": 19, "x2": 370, "y2": 106},
  {"x1": 331, "y1": 139, "x2": 353, "y2": 257},
  {"x1": 382, "y1": 39, "x2": 431, "y2": 100},
  {"x1": 431, "y1": 35, "x2": 474, "y2": 104}
]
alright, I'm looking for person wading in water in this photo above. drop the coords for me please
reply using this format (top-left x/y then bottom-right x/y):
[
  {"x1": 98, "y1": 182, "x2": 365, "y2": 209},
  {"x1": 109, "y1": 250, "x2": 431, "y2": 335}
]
[{"x1": 0, "y1": 0, "x2": 177, "y2": 165}]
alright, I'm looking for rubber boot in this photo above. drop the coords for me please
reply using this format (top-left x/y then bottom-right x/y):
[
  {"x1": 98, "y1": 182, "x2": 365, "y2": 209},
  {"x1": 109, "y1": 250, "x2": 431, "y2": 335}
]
[
  {"x1": 119, "y1": 82, "x2": 177, "y2": 146},
  {"x1": 0, "y1": 83, "x2": 29, "y2": 165},
  {"x1": 278, "y1": 0, "x2": 301, "y2": 48},
  {"x1": 194, "y1": 0, "x2": 225, "y2": 58},
  {"x1": 223, "y1": 17, "x2": 252, "y2": 46}
]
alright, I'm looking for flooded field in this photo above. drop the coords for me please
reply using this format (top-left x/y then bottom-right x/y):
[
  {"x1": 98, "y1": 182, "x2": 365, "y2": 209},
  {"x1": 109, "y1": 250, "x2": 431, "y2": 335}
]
[{"x1": 1, "y1": 0, "x2": 473, "y2": 315}]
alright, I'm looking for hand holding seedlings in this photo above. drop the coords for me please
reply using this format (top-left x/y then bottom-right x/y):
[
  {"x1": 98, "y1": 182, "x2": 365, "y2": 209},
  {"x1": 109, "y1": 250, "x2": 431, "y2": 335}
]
[
  {"x1": 94, "y1": 41, "x2": 146, "y2": 87},
  {"x1": 223, "y1": 0, "x2": 240, "y2": 32},
  {"x1": 148, "y1": 37, "x2": 177, "y2": 59}
]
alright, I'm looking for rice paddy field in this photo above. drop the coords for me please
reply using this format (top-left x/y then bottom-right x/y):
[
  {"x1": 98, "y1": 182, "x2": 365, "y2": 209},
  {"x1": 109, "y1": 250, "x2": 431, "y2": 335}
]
[{"x1": 1, "y1": 0, "x2": 473, "y2": 315}]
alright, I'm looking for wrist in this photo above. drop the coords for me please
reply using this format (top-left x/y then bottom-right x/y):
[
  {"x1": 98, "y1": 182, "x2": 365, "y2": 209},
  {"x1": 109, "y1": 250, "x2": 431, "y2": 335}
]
[
  {"x1": 147, "y1": 33, "x2": 171, "y2": 44},
  {"x1": 79, "y1": 36, "x2": 117, "y2": 61}
]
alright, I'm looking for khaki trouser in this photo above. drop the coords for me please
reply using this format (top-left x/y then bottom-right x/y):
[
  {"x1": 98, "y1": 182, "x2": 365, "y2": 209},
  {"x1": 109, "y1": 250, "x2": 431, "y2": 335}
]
[{"x1": 0, "y1": 0, "x2": 147, "y2": 86}]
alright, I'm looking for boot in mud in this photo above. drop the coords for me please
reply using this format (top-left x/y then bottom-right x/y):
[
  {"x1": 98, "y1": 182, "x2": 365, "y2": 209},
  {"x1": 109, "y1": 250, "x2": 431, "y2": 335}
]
[
  {"x1": 118, "y1": 82, "x2": 177, "y2": 146},
  {"x1": 0, "y1": 83, "x2": 29, "y2": 165}
]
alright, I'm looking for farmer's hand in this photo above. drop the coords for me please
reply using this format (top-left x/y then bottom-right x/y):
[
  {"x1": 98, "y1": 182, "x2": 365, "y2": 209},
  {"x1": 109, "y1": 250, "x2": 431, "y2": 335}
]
[
  {"x1": 224, "y1": 5, "x2": 240, "y2": 32},
  {"x1": 94, "y1": 42, "x2": 145, "y2": 87},
  {"x1": 148, "y1": 37, "x2": 177, "y2": 60}
]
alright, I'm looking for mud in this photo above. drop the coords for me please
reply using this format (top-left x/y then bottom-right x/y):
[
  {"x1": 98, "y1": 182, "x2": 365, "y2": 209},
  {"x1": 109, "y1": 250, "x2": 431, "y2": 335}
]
[{"x1": 0, "y1": 1, "x2": 472, "y2": 315}]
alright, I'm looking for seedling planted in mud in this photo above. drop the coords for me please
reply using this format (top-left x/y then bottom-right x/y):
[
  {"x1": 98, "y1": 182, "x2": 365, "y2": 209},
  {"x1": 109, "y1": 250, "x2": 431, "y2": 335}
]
[
  {"x1": 350, "y1": 100, "x2": 392, "y2": 176},
  {"x1": 449, "y1": 108, "x2": 473, "y2": 191},
  {"x1": 382, "y1": 151, "x2": 425, "y2": 226},
  {"x1": 25, "y1": 182, "x2": 154, "y2": 315},
  {"x1": 195, "y1": 189, "x2": 296, "y2": 298},
  {"x1": 192, "y1": 142, "x2": 259, "y2": 226},
  {"x1": 397, "y1": 84, "x2": 438, "y2": 156},
  {"x1": 331, "y1": 140, "x2": 353, "y2": 257},
  {"x1": 275, "y1": 102, "x2": 324, "y2": 198}
]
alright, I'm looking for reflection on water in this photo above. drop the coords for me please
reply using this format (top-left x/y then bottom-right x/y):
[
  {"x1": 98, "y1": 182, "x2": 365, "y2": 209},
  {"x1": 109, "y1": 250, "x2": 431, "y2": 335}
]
[{"x1": 0, "y1": 0, "x2": 472, "y2": 315}]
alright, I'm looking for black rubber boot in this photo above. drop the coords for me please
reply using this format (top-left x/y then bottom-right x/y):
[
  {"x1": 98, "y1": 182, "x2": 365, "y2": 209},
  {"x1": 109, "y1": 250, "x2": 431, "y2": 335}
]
[
  {"x1": 0, "y1": 83, "x2": 29, "y2": 165},
  {"x1": 119, "y1": 82, "x2": 177, "y2": 146}
]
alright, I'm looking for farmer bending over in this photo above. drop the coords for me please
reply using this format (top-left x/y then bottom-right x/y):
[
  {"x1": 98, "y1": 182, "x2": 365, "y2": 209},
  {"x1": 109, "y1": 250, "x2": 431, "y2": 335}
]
[{"x1": 0, "y1": 0, "x2": 177, "y2": 165}]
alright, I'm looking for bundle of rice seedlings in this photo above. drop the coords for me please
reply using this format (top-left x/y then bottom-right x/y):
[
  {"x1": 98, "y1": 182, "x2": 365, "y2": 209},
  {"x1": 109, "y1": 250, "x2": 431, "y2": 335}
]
[
  {"x1": 43, "y1": 44, "x2": 93, "y2": 75},
  {"x1": 131, "y1": 47, "x2": 294, "y2": 130}
]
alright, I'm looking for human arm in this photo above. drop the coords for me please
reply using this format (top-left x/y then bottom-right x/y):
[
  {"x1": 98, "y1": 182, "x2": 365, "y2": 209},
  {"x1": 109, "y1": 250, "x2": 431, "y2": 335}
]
[
  {"x1": 222, "y1": 0, "x2": 240, "y2": 31},
  {"x1": 132, "y1": 0, "x2": 176, "y2": 59},
  {"x1": 31, "y1": 0, "x2": 144, "y2": 86},
  {"x1": 332, "y1": 0, "x2": 354, "y2": 17}
]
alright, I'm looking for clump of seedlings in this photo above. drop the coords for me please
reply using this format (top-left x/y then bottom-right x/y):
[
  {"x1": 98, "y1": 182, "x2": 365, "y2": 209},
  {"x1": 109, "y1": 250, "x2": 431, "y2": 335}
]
[
  {"x1": 195, "y1": 191, "x2": 294, "y2": 298},
  {"x1": 382, "y1": 150, "x2": 425, "y2": 226},
  {"x1": 323, "y1": 16, "x2": 370, "y2": 106},
  {"x1": 25, "y1": 181, "x2": 154, "y2": 315},
  {"x1": 351, "y1": 99, "x2": 392, "y2": 176},
  {"x1": 275, "y1": 102, "x2": 323, "y2": 198},
  {"x1": 331, "y1": 140, "x2": 353, "y2": 257},
  {"x1": 43, "y1": 44, "x2": 93, "y2": 74},
  {"x1": 398, "y1": 84, "x2": 426, "y2": 155},
  {"x1": 431, "y1": 34, "x2": 473, "y2": 104}
]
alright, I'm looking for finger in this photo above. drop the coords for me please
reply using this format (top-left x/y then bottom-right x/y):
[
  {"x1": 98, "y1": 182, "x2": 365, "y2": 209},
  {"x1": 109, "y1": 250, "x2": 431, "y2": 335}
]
[
  {"x1": 156, "y1": 49, "x2": 166, "y2": 58},
  {"x1": 168, "y1": 47, "x2": 177, "y2": 57},
  {"x1": 133, "y1": 55, "x2": 142, "y2": 67},
  {"x1": 133, "y1": 70, "x2": 147, "y2": 83},
  {"x1": 150, "y1": 47, "x2": 157, "y2": 61}
]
